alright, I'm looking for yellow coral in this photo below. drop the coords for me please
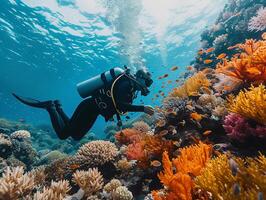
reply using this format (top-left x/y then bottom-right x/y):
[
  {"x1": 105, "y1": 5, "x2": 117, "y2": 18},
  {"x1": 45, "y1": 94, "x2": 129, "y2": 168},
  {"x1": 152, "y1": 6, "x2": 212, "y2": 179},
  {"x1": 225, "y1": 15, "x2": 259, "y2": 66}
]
[
  {"x1": 216, "y1": 36, "x2": 266, "y2": 84},
  {"x1": 195, "y1": 154, "x2": 266, "y2": 200},
  {"x1": 170, "y1": 72, "x2": 211, "y2": 98},
  {"x1": 227, "y1": 84, "x2": 266, "y2": 125}
]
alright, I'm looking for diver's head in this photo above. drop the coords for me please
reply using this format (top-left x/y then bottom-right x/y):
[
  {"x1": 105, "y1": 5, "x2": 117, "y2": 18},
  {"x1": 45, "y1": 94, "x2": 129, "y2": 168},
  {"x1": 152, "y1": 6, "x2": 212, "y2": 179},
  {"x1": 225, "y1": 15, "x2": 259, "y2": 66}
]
[{"x1": 135, "y1": 69, "x2": 153, "y2": 96}]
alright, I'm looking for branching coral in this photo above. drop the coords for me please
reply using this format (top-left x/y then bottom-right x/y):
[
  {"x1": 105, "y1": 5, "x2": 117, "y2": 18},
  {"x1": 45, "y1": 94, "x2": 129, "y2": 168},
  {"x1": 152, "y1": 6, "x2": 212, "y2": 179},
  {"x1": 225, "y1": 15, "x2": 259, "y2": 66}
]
[
  {"x1": 216, "y1": 37, "x2": 266, "y2": 84},
  {"x1": 111, "y1": 186, "x2": 134, "y2": 200},
  {"x1": 195, "y1": 154, "x2": 266, "y2": 200},
  {"x1": 33, "y1": 180, "x2": 70, "y2": 200},
  {"x1": 73, "y1": 168, "x2": 103, "y2": 197},
  {"x1": 0, "y1": 166, "x2": 35, "y2": 200},
  {"x1": 153, "y1": 142, "x2": 212, "y2": 200},
  {"x1": 223, "y1": 113, "x2": 266, "y2": 141},
  {"x1": 227, "y1": 84, "x2": 266, "y2": 125},
  {"x1": 169, "y1": 72, "x2": 211, "y2": 98},
  {"x1": 172, "y1": 142, "x2": 213, "y2": 176},
  {"x1": 248, "y1": 7, "x2": 266, "y2": 32},
  {"x1": 76, "y1": 140, "x2": 118, "y2": 165},
  {"x1": 153, "y1": 152, "x2": 194, "y2": 200}
]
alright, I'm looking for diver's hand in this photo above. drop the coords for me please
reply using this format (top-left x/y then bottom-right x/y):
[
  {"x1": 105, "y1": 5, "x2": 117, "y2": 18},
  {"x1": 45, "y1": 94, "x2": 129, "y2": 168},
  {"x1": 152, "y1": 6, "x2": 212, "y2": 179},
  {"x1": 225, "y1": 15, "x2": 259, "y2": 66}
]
[{"x1": 144, "y1": 105, "x2": 155, "y2": 116}]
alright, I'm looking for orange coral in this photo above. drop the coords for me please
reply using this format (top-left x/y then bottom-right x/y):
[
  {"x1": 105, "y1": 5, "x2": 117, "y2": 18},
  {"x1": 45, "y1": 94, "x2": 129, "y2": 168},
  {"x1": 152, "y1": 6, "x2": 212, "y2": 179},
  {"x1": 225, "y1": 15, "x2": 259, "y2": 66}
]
[
  {"x1": 173, "y1": 142, "x2": 213, "y2": 176},
  {"x1": 153, "y1": 142, "x2": 212, "y2": 200},
  {"x1": 216, "y1": 35, "x2": 266, "y2": 84},
  {"x1": 170, "y1": 72, "x2": 211, "y2": 98},
  {"x1": 122, "y1": 129, "x2": 173, "y2": 168}
]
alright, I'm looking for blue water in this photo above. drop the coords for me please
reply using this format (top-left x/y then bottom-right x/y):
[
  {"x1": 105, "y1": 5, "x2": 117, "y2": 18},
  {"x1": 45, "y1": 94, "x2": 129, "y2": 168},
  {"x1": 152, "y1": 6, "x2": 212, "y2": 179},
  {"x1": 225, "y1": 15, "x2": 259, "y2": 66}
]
[{"x1": 0, "y1": 0, "x2": 225, "y2": 137}]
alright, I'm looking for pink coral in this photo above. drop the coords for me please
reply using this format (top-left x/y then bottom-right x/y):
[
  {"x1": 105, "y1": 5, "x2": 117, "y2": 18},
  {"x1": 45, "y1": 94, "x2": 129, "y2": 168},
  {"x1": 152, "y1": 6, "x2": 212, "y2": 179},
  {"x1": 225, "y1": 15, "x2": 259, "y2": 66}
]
[
  {"x1": 248, "y1": 7, "x2": 266, "y2": 32},
  {"x1": 223, "y1": 113, "x2": 266, "y2": 141}
]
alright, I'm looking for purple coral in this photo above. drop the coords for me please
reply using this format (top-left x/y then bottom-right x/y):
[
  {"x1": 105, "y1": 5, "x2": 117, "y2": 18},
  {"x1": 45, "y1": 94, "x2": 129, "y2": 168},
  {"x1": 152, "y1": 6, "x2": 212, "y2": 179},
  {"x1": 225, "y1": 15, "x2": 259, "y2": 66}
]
[
  {"x1": 248, "y1": 7, "x2": 266, "y2": 32},
  {"x1": 223, "y1": 113, "x2": 266, "y2": 142}
]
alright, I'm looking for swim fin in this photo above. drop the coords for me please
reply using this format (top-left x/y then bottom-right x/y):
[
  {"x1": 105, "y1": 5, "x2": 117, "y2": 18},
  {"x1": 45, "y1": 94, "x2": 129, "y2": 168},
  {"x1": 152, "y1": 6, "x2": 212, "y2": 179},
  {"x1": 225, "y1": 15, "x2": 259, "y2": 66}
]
[{"x1": 12, "y1": 93, "x2": 53, "y2": 109}]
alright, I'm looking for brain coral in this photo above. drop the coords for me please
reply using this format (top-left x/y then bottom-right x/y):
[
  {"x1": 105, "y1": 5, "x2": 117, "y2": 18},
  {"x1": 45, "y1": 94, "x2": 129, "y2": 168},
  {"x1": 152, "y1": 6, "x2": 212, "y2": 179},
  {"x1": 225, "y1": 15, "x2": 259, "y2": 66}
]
[
  {"x1": 10, "y1": 130, "x2": 31, "y2": 140},
  {"x1": 76, "y1": 140, "x2": 118, "y2": 165}
]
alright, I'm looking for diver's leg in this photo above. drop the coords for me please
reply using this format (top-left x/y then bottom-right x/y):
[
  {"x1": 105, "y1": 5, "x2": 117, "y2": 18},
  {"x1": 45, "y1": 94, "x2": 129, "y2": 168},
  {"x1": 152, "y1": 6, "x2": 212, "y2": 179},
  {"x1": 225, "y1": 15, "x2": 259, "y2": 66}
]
[
  {"x1": 46, "y1": 105, "x2": 70, "y2": 140},
  {"x1": 63, "y1": 98, "x2": 99, "y2": 141},
  {"x1": 54, "y1": 100, "x2": 70, "y2": 124}
]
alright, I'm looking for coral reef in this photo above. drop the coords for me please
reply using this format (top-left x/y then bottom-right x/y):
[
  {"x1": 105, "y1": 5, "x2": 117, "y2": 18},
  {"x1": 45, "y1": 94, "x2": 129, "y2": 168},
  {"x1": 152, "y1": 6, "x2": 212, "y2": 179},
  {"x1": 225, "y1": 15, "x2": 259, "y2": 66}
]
[
  {"x1": 76, "y1": 140, "x2": 119, "y2": 166},
  {"x1": 195, "y1": 154, "x2": 266, "y2": 200},
  {"x1": 153, "y1": 142, "x2": 212, "y2": 200},
  {"x1": 248, "y1": 7, "x2": 266, "y2": 31},
  {"x1": 73, "y1": 168, "x2": 104, "y2": 197},
  {"x1": 227, "y1": 84, "x2": 266, "y2": 125},
  {"x1": 169, "y1": 72, "x2": 211, "y2": 98},
  {"x1": 223, "y1": 113, "x2": 266, "y2": 141}
]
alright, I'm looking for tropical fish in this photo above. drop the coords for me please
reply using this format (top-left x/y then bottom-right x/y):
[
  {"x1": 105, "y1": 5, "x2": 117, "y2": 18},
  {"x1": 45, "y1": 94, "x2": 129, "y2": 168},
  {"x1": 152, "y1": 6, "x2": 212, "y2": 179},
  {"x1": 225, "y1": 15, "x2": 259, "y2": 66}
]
[
  {"x1": 150, "y1": 160, "x2": 162, "y2": 167},
  {"x1": 171, "y1": 66, "x2": 178, "y2": 71},
  {"x1": 190, "y1": 112, "x2": 203, "y2": 121},
  {"x1": 157, "y1": 120, "x2": 166, "y2": 127},
  {"x1": 232, "y1": 183, "x2": 241, "y2": 196},
  {"x1": 204, "y1": 59, "x2": 213, "y2": 64},
  {"x1": 69, "y1": 164, "x2": 80, "y2": 170},
  {"x1": 186, "y1": 105, "x2": 194, "y2": 111},
  {"x1": 167, "y1": 80, "x2": 172, "y2": 84},
  {"x1": 162, "y1": 74, "x2": 169, "y2": 78},
  {"x1": 175, "y1": 79, "x2": 180, "y2": 83},
  {"x1": 198, "y1": 49, "x2": 204, "y2": 55},
  {"x1": 217, "y1": 53, "x2": 227, "y2": 59},
  {"x1": 186, "y1": 66, "x2": 194, "y2": 71},
  {"x1": 155, "y1": 94, "x2": 160, "y2": 98},
  {"x1": 203, "y1": 130, "x2": 212, "y2": 136},
  {"x1": 229, "y1": 158, "x2": 239, "y2": 176},
  {"x1": 262, "y1": 32, "x2": 266, "y2": 40},
  {"x1": 159, "y1": 130, "x2": 168, "y2": 136},
  {"x1": 258, "y1": 192, "x2": 263, "y2": 200},
  {"x1": 178, "y1": 120, "x2": 186, "y2": 126},
  {"x1": 205, "y1": 47, "x2": 215, "y2": 53}
]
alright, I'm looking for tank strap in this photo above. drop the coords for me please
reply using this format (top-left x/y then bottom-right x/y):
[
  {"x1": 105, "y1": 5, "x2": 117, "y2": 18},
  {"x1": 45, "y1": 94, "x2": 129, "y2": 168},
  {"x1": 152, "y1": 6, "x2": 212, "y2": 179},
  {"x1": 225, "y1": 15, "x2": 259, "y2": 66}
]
[
  {"x1": 110, "y1": 68, "x2": 116, "y2": 79},
  {"x1": 100, "y1": 72, "x2": 108, "y2": 86}
]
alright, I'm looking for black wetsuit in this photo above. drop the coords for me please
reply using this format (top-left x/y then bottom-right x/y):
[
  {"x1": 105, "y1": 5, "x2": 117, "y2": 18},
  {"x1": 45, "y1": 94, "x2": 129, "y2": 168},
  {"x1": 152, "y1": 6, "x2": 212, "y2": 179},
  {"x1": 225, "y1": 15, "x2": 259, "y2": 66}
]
[{"x1": 47, "y1": 75, "x2": 144, "y2": 140}]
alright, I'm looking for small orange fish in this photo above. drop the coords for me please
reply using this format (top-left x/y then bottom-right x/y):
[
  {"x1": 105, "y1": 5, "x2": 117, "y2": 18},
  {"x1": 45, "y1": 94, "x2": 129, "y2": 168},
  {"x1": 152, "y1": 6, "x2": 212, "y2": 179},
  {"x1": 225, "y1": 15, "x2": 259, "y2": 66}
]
[
  {"x1": 198, "y1": 49, "x2": 204, "y2": 55},
  {"x1": 167, "y1": 80, "x2": 172, "y2": 84},
  {"x1": 69, "y1": 164, "x2": 80, "y2": 170},
  {"x1": 204, "y1": 59, "x2": 213, "y2": 64},
  {"x1": 190, "y1": 112, "x2": 203, "y2": 121},
  {"x1": 217, "y1": 53, "x2": 227, "y2": 59},
  {"x1": 171, "y1": 66, "x2": 178, "y2": 71},
  {"x1": 150, "y1": 160, "x2": 161, "y2": 167},
  {"x1": 262, "y1": 32, "x2": 266, "y2": 40},
  {"x1": 201, "y1": 86, "x2": 212, "y2": 95},
  {"x1": 163, "y1": 74, "x2": 169, "y2": 78},
  {"x1": 205, "y1": 47, "x2": 215, "y2": 53},
  {"x1": 203, "y1": 130, "x2": 212, "y2": 136},
  {"x1": 186, "y1": 66, "x2": 194, "y2": 71}
]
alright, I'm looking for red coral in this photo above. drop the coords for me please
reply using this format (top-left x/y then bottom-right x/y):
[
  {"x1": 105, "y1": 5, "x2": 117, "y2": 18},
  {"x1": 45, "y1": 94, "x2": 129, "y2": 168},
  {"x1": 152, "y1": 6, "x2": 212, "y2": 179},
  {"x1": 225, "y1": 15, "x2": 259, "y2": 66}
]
[{"x1": 115, "y1": 129, "x2": 142, "y2": 145}]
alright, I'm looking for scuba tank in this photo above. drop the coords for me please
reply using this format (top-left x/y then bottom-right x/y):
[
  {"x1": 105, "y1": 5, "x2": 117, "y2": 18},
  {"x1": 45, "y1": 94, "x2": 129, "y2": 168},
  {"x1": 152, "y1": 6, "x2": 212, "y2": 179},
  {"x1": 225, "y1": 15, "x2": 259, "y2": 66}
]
[{"x1": 77, "y1": 67, "x2": 125, "y2": 98}]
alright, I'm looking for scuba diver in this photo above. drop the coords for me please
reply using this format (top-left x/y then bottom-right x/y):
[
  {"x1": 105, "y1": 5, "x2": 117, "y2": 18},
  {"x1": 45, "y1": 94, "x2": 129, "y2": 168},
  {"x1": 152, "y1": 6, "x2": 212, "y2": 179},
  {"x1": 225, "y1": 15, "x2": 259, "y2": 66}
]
[{"x1": 13, "y1": 67, "x2": 154, "y2": 140}]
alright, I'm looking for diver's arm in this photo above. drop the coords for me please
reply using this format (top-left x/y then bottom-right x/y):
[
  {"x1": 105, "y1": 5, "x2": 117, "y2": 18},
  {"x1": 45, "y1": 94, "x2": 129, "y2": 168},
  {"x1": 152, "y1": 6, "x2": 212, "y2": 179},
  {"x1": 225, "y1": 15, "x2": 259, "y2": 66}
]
[
  {"x1": 115, "y1": 81, "x2": 145, "y2": 112},
  {"x1": 118, "y1": 101, "x2": 145, "y2": 112}
]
